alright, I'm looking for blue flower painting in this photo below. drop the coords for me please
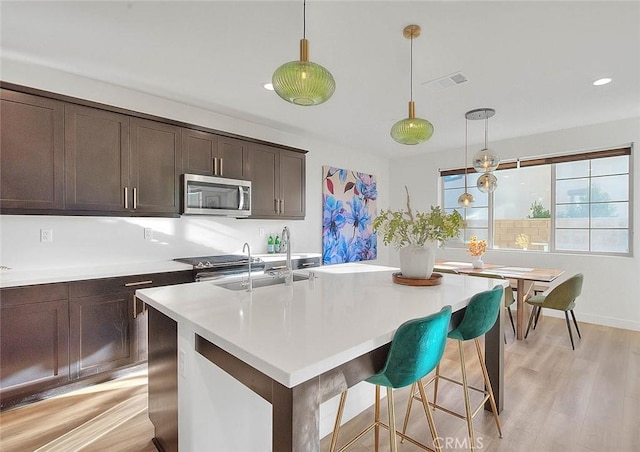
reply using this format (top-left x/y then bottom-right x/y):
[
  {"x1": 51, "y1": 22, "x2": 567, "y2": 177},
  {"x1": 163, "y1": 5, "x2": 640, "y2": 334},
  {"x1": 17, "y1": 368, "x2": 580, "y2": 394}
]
[{"x1": 322, "y1": 166, "x2": 377, "y2": 264}]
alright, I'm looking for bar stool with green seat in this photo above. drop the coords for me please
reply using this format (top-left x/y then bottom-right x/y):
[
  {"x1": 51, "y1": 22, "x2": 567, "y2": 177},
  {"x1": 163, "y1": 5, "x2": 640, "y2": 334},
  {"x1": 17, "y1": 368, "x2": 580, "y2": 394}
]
[
  {"x1": 402, "y1": 286, "x2": 504, "y2": 452},
  {"x1": 329, "y1": 305, "x2": 452, "y2": 452},
  {"x1": 525, "y1": 273, "x2": 583, "y2": 349},
  {"x1": 466, "y1": 272, "x2": 515, "y2": 342}
]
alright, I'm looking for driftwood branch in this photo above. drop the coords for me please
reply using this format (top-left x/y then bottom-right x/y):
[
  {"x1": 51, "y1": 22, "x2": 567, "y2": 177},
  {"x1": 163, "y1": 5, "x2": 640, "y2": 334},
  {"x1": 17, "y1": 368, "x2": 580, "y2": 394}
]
[{"x1": 404, "y1": 185, "x2": 414, "y2": 222}]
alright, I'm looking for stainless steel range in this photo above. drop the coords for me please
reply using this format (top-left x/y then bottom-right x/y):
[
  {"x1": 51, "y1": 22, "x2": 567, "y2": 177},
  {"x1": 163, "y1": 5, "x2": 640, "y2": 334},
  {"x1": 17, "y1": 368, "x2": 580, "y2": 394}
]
[{"x1": 174, "y1": 254, "x2": 265, "y2": 282}]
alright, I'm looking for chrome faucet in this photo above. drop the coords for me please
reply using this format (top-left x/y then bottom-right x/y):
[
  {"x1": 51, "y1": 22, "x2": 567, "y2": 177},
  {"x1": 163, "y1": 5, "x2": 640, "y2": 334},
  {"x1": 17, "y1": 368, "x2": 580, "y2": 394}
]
[
  {"x1": 242, "y1": 242, "x2": 252, "y2": 292},
  {"x1": 281, "y1": 226, "x2": 293, "y2": 286}
]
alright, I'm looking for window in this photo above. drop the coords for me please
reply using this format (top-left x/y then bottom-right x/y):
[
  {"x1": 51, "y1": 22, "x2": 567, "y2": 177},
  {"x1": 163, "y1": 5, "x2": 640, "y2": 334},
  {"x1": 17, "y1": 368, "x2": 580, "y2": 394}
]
[{"x1": 440, "y1": 147, "x2": 632, "y2": 256}]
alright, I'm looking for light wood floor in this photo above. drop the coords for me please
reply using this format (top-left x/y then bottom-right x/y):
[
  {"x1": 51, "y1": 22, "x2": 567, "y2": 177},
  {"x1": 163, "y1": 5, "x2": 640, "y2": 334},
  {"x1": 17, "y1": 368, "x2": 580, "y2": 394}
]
[{"x1": 1, "y1": 317, "x2": 638, "y2": 451}]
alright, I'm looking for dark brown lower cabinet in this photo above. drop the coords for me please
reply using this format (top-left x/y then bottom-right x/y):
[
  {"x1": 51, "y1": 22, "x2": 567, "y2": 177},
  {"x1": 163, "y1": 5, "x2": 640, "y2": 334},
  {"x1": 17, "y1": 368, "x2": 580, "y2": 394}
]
[
  {"x1": 69, "y1": 292, "x2": 137, "y2": 378},
  {"x1": 0, "y1": 270, "x2": 193, "y2": 409},
  {"x1": 0, "y1": 284, "x2": 70, "y2": 408}
]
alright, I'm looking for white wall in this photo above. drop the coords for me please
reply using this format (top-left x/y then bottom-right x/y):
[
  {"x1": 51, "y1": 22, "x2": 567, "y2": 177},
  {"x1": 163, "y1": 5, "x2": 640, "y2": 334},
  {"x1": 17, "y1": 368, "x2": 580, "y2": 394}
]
[
  {"x1": 0, "y1": 59, "x2": 390, "y2": 270},
  {"x1": 390, "y1": 117, "x2": 640, "y2": 331}
]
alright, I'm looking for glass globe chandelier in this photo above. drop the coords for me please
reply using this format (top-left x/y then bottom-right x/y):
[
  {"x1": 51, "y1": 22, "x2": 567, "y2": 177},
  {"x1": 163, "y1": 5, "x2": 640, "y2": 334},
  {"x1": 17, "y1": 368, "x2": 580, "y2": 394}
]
[
  {"x1": 272, "y1": 0, "x2": 335, "y2": 106},
  {"x1": 390, "y1": 24, "x2": 434, "y2": 145},
  {"x1": 467, "y1": 108, "x2": 499, "y2": 193},
  {"x1": 458, "y1": 114, "x2": 475, "y2": 207},
  {"x1": 477, "y1": 172, "x2": 498, "y2": 193}
]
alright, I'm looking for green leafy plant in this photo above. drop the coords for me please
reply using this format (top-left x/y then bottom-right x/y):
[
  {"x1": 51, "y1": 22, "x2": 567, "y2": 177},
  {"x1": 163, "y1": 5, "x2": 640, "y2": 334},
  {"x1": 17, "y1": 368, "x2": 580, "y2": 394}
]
[
  {"x1": 373, "y1": 187, "x2": 465, "y2": 250},
  {"x1": 527, "y1": 200, "x2": 550, "y2": 218}
]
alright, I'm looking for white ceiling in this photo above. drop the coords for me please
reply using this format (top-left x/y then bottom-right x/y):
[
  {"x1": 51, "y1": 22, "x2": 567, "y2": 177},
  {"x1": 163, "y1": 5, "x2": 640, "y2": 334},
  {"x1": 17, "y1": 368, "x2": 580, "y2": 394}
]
[{"x1": 2, "y1": 1, "x2": 639, "y2": 157}]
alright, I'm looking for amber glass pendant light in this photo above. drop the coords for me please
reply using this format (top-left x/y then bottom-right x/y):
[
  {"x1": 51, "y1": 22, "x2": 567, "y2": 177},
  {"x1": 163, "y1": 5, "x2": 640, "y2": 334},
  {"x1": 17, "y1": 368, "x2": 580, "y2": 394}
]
[
  {"x1": 272, "y1": 0, "x2": 335, "y2": 106},
  {"x1": 390, "y1": 24, "x2": 434, "y2": 145}
]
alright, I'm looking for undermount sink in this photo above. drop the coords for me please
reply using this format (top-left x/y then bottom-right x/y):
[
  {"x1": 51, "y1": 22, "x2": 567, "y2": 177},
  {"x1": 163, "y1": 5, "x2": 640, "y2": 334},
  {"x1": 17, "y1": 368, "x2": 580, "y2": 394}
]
[{"x1": 215, "y1": 273, "x2": 309, "y2": 291}]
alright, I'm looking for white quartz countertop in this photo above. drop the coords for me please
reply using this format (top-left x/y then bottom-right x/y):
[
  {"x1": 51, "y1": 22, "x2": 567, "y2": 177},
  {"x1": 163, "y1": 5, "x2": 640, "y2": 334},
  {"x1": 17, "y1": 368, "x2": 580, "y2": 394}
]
[
  {"x1": 0, "y1": 261, "x2": 193, "y2": 288},
  {"x1": 137, "y1": 263, "x2": 508, "y2": 388}
]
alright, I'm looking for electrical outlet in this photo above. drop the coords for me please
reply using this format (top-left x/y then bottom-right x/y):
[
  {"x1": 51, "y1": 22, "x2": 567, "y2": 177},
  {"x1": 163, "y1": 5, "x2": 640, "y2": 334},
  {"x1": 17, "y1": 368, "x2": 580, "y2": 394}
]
[
  {"x1": 258, "y1": 227, "x2": 265, "y2": 237},
  {"x1": 179, "y1": 349, "x2": 186, "y2": 377},
  {"x1": 144, "y1": 228, "x2": 153, "y2": 240},
  {"x1": 40, "y1": 229, "x2": 53, "y2": 243}
]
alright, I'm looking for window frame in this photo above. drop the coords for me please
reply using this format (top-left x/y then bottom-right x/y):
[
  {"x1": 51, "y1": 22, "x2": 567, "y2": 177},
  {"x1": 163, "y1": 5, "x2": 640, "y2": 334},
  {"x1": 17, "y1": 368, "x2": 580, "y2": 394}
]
[{"x1": 440, "y1": 145, "x2": 633, "y2": 257}]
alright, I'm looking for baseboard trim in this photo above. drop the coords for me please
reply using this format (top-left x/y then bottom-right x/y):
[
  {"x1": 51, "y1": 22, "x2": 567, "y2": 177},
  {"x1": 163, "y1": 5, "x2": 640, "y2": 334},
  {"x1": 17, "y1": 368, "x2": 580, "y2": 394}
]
[{"x1": 518, "y1": 307, "x2": 640, "y2": 332}]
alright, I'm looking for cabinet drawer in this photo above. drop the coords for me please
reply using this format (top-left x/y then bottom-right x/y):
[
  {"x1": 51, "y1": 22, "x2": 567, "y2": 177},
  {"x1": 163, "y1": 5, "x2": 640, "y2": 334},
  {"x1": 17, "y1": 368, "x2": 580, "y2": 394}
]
[
  {"x1": 69, "y1": 271, "x2": 193, "y2": 298},
  {"x1": 0, "y1": 283, "x2": 68, "y2": 307}
]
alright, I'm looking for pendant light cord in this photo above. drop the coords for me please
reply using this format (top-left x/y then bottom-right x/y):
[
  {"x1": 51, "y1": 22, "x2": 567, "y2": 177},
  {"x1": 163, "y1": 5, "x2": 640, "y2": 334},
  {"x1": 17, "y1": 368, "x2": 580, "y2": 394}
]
[
  {"x1": 484, "y1": 114, "x2": 488, "y2": 149},
  {"x1": 410, "y1": 33, "x2": 414, "y2": 101},
  {"x1": 303, "y1": 0, "x2": 306, "y2": 39},
  {"x1": 464, "y1": 119, "x2": 469, "y2": 191}
]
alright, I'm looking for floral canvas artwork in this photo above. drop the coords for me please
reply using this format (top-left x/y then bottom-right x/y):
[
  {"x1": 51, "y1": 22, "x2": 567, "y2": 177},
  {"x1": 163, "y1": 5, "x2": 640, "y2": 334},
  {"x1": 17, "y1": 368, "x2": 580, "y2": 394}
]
[{"x1": 322, "y1": 166, "x2": 377, "y2": 264}]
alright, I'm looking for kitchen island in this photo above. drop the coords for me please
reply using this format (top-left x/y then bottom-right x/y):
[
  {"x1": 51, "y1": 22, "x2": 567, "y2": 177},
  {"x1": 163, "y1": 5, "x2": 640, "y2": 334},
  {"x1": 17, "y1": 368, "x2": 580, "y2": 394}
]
[{"x1": 136, "y1": 263, "x2": 507, "y2": 452}]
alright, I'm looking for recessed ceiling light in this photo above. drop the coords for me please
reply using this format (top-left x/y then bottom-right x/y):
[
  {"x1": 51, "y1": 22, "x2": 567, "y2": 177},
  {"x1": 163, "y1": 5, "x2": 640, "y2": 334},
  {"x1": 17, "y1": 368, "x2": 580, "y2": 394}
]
[
  {"x1": 263, "y1": 82, "x2": 274, "y2": 91},
  {"x1": 593, "y1": 77, "x2": 612, "y2": 86}
]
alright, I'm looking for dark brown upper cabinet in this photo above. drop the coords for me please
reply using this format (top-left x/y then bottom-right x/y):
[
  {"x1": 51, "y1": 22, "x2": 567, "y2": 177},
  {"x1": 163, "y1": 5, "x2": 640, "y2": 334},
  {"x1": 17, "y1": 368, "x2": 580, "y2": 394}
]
[
  {"x1": 130, "y1": 118, "x2": 182, "y2": 215},
  {"x1": 245, "y1": 144, "x2": 305, "y2": 219},
  {"x1": 182, "y1": 129, "x2": 244, "y2": 180},
  {"x1": 1, "y1": 84, "x2": 306, "y2": 218},
  {"x1": 0, "y1": 89, "x2": 65, "y2": 211},
  {"x1": 65, "y1": 104, "x2": 130, "y2": 212},
  {"x1": 65, "y1": 106, "x2": 182, "y2": 216}
]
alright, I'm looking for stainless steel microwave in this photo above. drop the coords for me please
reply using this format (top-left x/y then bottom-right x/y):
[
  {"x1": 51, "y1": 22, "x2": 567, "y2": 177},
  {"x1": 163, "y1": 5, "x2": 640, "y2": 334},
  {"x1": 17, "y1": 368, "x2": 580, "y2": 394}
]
[{"x1": 181, "y1": 174, "x2": 251, "y2": 217}]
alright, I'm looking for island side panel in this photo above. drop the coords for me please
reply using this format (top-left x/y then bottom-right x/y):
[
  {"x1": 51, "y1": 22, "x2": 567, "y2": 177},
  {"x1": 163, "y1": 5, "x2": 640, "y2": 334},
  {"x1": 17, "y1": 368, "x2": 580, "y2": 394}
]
[
  {"x1": 148, "y1": 305, "x2": 178, "y2": 452},
  {"x1": 484, "y1": 294, "x2": 504, "y2": 413}
]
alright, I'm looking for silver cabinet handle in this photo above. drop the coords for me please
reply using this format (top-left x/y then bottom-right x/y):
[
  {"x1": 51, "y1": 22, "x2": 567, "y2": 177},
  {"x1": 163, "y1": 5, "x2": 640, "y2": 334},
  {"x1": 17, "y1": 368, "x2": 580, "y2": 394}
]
[
  {"x1": 274, "y1": 199, "x2": 279, "y2": 214},
  {"x1": 280, "y1": 199, "x2": 284, "y2": 214},
  {"x1": 213, "y1": 157, "x2": 218, "y2": 175},
  {"x1": 133, "y1": 187, "x2": 138, "y2": 209},
  {"x1": 133, "y1": 293, "x2": 137, "y2": 319},
  {"x1": 124, "y1": 280, "x2": 153, "y2": 287},
  {"x1": 220, "y1": 158, "x2": 224, "y2": 176},
  {"x1": 124, "y1": 187, "x2": 128, "y2": 209}
]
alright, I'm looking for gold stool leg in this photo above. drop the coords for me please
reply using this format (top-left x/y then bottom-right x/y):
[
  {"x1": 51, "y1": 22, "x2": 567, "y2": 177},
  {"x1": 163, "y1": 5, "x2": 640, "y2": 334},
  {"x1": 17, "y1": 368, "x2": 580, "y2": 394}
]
[
  {"x1": 374, "y1": 385, "x2": 380, "y2": 452},
  {"x1": 475, "y1": 338, "x2": 503, "y2": 438},
  {"x1": 400, "y1": 382, "x2": 417, "y2": 441},
  {"x1": 433, "y1": 363, "x2": 441, "y2": 405},
  {"x1": 418, "y1": 379, "x2": 442, "y2": 452},
  {"x1": 458, "y1": 340, "x2": 476, "y2": 452},
  {"x1": 386, "y1": 387, "x2": 398, "y2": 452},
  {"x1": 329, "y1": 391, "x2": 348, "y2": 452}
]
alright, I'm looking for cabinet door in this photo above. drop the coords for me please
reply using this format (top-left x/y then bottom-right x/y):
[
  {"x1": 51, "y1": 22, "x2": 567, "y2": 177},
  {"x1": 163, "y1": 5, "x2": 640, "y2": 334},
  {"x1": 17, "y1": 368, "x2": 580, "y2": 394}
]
[
  {"x1": 0, "y1": 89, "x2": 64, "y2": 211},
  {"x1": 0, "y1": 284, "x2": 69, "y2": 407},
  {"x1": 69, "y1": 292, "x2": 137, "y2": 378},
  {"x1": 217, "y1": 136, "x2": 245, "y2": 179},
  {"x1": 245, "y1": 144, "x2": 279, "y2": 218},
  {"x1": 65, "y1": 104, "x2": 130, "y2": 212},
  {"x1": 182, "y1": 128, "x2": 217, "y2": 176},
  {"x1": 131, "y1": 118, "x2": 182, "y2": 214},
  {"x1": 279, "y1": 150, "x2": 306, "y2": 219}
]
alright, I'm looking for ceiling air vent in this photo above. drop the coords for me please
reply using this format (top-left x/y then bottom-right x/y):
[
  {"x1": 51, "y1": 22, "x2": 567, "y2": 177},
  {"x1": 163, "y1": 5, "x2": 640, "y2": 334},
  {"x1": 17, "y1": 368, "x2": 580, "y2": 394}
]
[{"x1": 422, "y1": 72, "x2": 468, "y2": 91}]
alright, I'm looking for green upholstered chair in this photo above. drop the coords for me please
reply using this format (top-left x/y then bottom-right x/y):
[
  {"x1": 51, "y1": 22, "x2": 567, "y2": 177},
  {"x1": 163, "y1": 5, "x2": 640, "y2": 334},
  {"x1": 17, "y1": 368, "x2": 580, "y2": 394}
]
[
  {"x1": 525, "y1": 273, "x2": 583, "y2": 350},
  {"x1": 402, "y1": 286, "x2": 504, "y2": 452},
  {"x1": 330, "y1": 305, "x2": 452, "y2": 452}
]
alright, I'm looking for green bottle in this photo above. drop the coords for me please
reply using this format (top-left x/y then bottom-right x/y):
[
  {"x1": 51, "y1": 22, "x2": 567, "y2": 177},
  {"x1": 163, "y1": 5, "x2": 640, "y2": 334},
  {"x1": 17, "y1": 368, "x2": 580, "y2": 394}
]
[
  {"x1": 274, "y1": 235, "x2": 281, "y2": 253},
  {"x1": 267, "y1": 235, "x2": 274, "y2": 254}
]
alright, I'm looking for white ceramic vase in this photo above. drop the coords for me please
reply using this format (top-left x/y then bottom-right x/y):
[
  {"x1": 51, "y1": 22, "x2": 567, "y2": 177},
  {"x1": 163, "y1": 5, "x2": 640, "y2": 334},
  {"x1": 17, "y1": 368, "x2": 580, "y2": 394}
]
[
  {"x1": 398, "y1": 242, "x2": 436, "y2": 279},
  {"x1": 472, "y1": 255, "x2": 484, "y2": 269}
]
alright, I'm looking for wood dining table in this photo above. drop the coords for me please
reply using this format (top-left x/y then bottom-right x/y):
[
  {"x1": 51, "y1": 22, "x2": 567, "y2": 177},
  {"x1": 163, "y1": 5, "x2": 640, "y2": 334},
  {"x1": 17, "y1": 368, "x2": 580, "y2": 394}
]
[{"x1": 435, "y1": 260, "x2": 565, "y2": 339}]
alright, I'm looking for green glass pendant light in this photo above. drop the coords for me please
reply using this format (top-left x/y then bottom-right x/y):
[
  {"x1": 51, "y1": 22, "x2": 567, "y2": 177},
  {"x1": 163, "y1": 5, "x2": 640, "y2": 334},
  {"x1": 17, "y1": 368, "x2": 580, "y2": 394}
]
[
  {"x1": 391, "y1": 24, "x2": 434, "y2": 145},
  {"x1": 272, "y1": 0, "x2": 335, "y2": 106}
]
